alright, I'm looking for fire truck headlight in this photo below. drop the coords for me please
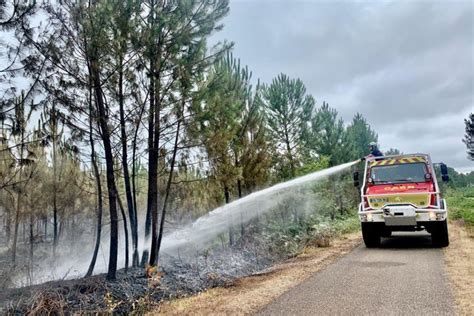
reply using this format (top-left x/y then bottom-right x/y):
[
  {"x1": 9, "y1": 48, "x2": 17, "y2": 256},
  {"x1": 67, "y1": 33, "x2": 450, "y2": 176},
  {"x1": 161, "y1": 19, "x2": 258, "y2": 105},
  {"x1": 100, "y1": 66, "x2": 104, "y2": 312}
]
[
  {"x1": 367, "y1": 213, "x2": 373, "y2": 221},
  {"x1": 429, "y1": 212, "x2": 436, "y2": 220},
  {"x1": 436, "y1": 213, "x2": 444, "y2": 220}
]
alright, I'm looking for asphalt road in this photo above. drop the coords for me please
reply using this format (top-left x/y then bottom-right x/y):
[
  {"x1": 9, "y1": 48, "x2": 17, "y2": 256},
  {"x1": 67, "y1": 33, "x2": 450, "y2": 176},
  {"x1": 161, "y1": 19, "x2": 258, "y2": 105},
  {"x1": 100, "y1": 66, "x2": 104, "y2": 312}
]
[{"x1": 259, "y1": 232, "x2": 454, "y2": 315}]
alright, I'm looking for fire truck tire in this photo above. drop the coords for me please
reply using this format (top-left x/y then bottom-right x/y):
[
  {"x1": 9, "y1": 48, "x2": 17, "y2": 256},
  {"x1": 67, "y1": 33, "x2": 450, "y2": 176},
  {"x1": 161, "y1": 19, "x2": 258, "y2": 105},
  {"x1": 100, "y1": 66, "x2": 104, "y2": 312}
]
[
  {"x1": 361, "y1": 222, "x2": 381, "y2": 248},
  {"x1": 381, "y1": 228, "x2": 392, "y2": 237},
  {"x1": 431, "y1": 220, "x2": 449, "y2": 247}
]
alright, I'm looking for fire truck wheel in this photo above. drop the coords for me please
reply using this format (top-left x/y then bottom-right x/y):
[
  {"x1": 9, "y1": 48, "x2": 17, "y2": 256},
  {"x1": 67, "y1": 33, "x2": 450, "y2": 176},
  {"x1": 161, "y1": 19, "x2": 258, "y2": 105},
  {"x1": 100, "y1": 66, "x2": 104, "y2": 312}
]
[
  {"x1": 431, "y1": 220, "x2": 449, "y2": 247},
  {"x1": 361, "y1": 222, "x2": 381, "y2": 248}
]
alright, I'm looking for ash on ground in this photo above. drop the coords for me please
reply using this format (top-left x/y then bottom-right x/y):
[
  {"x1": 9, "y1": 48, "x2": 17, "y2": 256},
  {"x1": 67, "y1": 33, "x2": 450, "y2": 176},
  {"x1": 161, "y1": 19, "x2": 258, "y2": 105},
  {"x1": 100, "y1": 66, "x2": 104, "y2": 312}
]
[{"x1": 0, "y1": 245, "x2": 275, "y2": 314}]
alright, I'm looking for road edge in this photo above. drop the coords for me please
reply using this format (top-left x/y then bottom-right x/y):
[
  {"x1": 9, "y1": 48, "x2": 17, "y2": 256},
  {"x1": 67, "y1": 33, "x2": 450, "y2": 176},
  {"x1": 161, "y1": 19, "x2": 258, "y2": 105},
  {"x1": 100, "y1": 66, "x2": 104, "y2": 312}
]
[{"x1": 444, "y1": 221, "x2": 474, "y2": 315}]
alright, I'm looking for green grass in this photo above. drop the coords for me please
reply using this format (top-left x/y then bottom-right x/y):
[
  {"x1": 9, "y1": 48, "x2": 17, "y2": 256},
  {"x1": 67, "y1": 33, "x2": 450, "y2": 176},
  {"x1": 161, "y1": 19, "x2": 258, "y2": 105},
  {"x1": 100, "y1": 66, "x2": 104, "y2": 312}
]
[{"x1": 446, "y1": 187, "x2": 474, "y2": 228}]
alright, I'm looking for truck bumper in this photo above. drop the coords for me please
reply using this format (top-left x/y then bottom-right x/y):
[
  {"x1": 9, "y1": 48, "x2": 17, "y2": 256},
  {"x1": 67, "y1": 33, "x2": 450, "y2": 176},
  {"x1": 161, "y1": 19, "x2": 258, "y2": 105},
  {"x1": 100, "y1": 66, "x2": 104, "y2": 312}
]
[{"x1": 358, "y1": 200, "x2": 448, "y2": 226}]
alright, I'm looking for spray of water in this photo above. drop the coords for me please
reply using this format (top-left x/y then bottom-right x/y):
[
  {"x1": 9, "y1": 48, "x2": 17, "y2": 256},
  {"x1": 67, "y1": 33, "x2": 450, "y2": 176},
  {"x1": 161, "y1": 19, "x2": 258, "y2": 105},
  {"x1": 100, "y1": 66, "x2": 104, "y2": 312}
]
[{"x1": 161, "y1": 160, "x2": 359, "y2": 253}]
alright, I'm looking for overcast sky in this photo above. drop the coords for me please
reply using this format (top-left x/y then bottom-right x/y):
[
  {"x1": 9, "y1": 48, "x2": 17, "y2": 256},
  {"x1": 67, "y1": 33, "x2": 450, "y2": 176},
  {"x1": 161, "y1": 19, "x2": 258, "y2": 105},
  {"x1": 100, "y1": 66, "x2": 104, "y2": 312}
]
[{"x1": 214, "y1": 0, "x2": 473, "y2": 172}]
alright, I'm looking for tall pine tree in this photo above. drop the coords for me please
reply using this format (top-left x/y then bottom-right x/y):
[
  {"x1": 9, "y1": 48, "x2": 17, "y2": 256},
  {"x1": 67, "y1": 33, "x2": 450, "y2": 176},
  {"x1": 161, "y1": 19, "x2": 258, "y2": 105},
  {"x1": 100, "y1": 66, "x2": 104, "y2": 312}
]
[
  {"x1": 463, "y1": 113, "x2": 474, "y2": 161},
  {"x1": 261, "y1": 74, "x2": 315, "y2": 179}
]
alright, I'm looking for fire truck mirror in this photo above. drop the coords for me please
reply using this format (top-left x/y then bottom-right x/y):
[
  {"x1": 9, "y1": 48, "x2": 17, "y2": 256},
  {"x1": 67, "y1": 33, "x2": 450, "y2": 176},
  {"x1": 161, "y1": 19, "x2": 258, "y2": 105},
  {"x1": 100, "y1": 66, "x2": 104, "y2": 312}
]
[{"x1": 440, "y1": 163, "x2": 449, "y2": 182}]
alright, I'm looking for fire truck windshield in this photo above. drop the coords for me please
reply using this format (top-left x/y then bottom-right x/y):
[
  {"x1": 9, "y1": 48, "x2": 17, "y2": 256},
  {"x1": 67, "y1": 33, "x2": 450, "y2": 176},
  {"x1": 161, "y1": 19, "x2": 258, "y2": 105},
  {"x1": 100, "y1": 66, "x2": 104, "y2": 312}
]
[{"x1": 370, "y1": 162, "x2": 427, "y2": 184}]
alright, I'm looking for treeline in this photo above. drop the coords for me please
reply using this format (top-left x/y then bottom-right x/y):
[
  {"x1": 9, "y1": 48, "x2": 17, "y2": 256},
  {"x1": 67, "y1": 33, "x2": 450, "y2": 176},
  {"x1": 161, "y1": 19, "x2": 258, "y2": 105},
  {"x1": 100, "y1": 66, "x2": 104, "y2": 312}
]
[{"x1": 0, "y1": 1, "x2": 380, "y2": 281}]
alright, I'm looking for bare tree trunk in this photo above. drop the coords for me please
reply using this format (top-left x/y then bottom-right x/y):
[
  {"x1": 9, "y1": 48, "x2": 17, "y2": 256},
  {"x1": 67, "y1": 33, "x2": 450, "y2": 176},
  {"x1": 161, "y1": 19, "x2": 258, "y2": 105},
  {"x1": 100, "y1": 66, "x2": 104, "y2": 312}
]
[
  {"x1": 141, "y1": 54, "x2": 156, "y2": 267},
  {"x1": 86, "y1": 94, "x2": 103, "y2": 277},
  {"x1": 90, "y1": 58, "x2": 119, "y2": 280},
  {"x1": 116, "y1": 194, "x2": 130, "y2": 272},
  {"x1": 11, "y1": 192, "x2": 20, "y2": 265},
  {"x1": 117, "y1": 60, "x2": 138, "y2": 270},
  {"x1": 52, "y1": 102, "x2": 58, "y2": 256},
  {"x1": 224, "y1": 185, "x2": 234, "y2": 246},
  {"x1": 236, "y1": 162, "x2": 244, "y2": 239},
  {"x1": 148, "y1": 37, "x2": 163, "y2": 266},
  {"x1": 12, "y1": 127, "x2": 25, "y2": 265},
  {"x1": 43, "y1": 217, "x2": 47, "y2": 241},
  {"x1": 131, "y1": 121, "x2": 140, "y2": 266},
  {"x1": 155, "y1": 109, "x2": 182, "y2": 264},
  {"x1": 6, "y1": 207, "x2": 11, "y2": 246},
  {"x1": 29, "y1": 213, "x2": 33, "y2": 263}
]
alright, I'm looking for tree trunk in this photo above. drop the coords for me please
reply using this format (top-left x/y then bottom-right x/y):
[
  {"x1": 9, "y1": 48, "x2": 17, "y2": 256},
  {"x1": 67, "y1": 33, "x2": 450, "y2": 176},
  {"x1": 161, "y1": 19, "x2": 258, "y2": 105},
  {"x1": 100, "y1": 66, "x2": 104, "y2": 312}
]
[
  {"x1": 11, "y1": 127, "x2": 25, "y2": 265},
  {"x1": 224, "y1": 185, "x2": 234, "y2": 246},
  {"x1": 118, "y1": 60, "x2": 138, "y2": 268},
  {"x1": 141, "y1": 54, "x2": 156, "y2": 267},
  {"x1": 131, "y1": 119, "x2": 140, "y2": 266},
  {"x1": 116, "y1": 194, "x2": 130, "y2": 272},
  {"x1": 148, "y1": 38, "x2": 163, "y2": 266},
  {"x1": 237, "y1": 171, "x2": 244, "y2": 239},
  {"x1": 284, "y1": 127, "x2": 295, "y2": 178},
  {"x1": 86, "y1": 94, "x2": 103, "y2": 277},
  {"x1": 29, "y1": 213, "x2": 33, "y2": 264},
  {"x1": 155, "y1": 109, "x2": 182, "y2": 264},
  {"x1": 86, "y1": 161, "x2": 103, "y2": 277},
  {"x1": 6, "y1": 207, "x2": 11, "y2": 246},
  {"x1": 91, "y1": 59, "x2": 119, "y2": 280},
  {"x1": 52, "y1": 102, "x2": 58, "y2": 256}
]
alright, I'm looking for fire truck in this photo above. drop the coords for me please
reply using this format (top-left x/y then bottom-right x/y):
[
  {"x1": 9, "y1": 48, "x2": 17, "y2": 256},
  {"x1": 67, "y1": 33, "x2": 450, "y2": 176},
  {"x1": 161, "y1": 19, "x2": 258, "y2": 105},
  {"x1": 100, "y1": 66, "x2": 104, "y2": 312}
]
[{"x1": 354, "y1": 154, "x2": 450, "y2": 247}]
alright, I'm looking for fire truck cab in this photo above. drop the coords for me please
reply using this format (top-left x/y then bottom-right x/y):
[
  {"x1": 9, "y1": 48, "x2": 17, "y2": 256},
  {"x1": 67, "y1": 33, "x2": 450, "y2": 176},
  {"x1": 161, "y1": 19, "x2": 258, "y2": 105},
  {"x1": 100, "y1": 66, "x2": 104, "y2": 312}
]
[{"x1": 354, "y1": 154, "x2": 450, "y2": 248}]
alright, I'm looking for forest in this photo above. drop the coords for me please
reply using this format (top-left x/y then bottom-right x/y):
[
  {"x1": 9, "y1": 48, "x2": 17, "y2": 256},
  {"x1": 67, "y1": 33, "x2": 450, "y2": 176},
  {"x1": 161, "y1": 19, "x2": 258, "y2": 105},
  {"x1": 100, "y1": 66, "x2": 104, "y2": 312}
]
[{"x1": 1, "y1": 1, "x2": 473, "y2": 312}]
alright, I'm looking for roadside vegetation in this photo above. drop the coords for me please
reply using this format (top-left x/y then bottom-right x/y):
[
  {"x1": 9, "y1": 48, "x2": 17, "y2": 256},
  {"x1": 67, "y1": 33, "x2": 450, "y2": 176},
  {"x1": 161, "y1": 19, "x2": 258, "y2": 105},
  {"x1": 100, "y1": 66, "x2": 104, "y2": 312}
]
[{"x1": 446, "y1": 187, "x2": 474, "y2": 230}]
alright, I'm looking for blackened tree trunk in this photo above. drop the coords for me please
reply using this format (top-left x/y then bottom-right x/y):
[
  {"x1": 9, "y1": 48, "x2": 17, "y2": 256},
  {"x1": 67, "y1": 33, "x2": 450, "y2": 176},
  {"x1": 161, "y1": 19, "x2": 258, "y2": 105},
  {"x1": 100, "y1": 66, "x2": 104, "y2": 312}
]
[
  {"x1": 91, "y1": 59, "x2": 119, "y2": 280},
  {"x1": 52, "y1": 102, "x2": 58, "y2": 255},
  {"x1": 118, "y1": 61, "x2": 138, "y2": 268},
  {"x1": 11, "y1": 124, "x2": 25, "y2": 265},
  {"x1": 86, "y1": 87, "x2": 103, "y2": 277},
  {"x1": 29, "y1": 213, "x2": 34, "y2": 263},
  {"x1": 148, "y1": 76, "x2": 161, "y2": 266},
  {"x1": 116, "y1": 194, "x2": 130, "y2": 272},
  {"x1": 131, "y1": 110, "x2": 141, "y2": 266},
  {"x1": 141, "y1": 53, "x2": 156, "y2": 267}
]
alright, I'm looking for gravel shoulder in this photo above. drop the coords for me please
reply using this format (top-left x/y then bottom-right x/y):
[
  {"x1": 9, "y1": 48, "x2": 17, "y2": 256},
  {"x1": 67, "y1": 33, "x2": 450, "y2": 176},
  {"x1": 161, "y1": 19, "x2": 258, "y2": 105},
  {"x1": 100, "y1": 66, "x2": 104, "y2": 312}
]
[{"x1": 444, "y1": 221, "x2": 474, "y2": 314}]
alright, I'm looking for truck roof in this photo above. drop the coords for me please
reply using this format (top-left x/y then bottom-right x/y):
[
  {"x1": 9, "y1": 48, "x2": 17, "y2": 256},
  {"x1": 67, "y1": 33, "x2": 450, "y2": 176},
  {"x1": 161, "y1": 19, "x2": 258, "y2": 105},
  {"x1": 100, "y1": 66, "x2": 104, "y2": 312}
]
[{"x1": 366, "y1": 153, "x2": 431, "y2": 167}]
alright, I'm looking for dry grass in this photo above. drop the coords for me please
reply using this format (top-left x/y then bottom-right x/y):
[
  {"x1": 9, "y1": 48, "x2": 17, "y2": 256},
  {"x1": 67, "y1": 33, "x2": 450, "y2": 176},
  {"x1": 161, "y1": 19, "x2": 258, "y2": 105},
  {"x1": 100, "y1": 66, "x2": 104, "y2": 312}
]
[
  {"x1": 152, "y1": 232, "x2": 361, "y2": 315},
  {"x1": 444, "y1": 221, "x2": 474, "y2": 315}
]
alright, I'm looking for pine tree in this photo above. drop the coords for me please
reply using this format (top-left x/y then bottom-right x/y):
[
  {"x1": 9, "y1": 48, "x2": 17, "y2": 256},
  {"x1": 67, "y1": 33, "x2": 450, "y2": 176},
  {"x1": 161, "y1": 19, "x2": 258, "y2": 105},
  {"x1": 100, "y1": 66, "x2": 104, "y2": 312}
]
[
  {"x1": 310, "y1": 102, "x2": 349, "y2": 166},
  {"x1": 463, "y1": 113, "x2": 473, "y2": 161},
  {"x1": 261, "y1": 74, "x2": 315, "y2": 179},
  {"x1": 346, "y1": 113, "x2": 378, "y2": 160},
  {"x1": 190, "y1": 53, "x2": 248, "y2": 245}
]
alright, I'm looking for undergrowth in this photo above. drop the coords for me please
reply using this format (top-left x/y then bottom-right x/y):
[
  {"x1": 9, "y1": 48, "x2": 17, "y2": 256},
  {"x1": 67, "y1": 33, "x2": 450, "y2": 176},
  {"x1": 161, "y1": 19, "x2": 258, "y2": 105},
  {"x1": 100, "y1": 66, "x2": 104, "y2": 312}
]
[
  {"x1": 446, "y1": 187, "x2": 474, "y2": 229},
  {"x1": 260, "y1": 213, "x2": 360, "y2": 257}
]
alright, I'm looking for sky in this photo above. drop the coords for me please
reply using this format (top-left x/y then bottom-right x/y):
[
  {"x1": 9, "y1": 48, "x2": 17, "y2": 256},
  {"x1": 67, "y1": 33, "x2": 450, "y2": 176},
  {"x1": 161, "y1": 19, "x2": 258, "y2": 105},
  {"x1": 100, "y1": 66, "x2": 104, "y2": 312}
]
[{"x1": 213, "y1": 0, "x2": 474, "y2": 172}]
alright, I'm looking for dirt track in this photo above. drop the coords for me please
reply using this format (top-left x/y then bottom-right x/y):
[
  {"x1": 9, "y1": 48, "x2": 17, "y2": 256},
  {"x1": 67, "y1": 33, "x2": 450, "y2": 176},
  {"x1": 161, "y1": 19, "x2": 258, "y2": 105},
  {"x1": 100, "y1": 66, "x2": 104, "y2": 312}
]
[{"x1": 259, "y1": 232, "x2": 454, "y2": 315}]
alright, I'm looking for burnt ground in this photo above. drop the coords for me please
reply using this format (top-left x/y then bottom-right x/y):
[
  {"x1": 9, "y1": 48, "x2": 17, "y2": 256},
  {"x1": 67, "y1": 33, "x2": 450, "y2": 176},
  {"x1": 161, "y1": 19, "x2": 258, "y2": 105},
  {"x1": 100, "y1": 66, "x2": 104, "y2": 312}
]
[{"x1": 0, "y1": 244, "x2": 276, "y2": 314}]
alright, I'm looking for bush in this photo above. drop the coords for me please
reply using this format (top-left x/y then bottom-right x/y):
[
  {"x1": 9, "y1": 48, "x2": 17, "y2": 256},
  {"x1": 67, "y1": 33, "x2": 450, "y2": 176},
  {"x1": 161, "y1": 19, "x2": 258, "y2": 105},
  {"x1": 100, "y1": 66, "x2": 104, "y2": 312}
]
[
  {"x1": 259, "y1": 212, "x2": 359, "y2": 258},
  {"x1": 446, "y1": 187, "x2": 474, "y2": 228}
]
